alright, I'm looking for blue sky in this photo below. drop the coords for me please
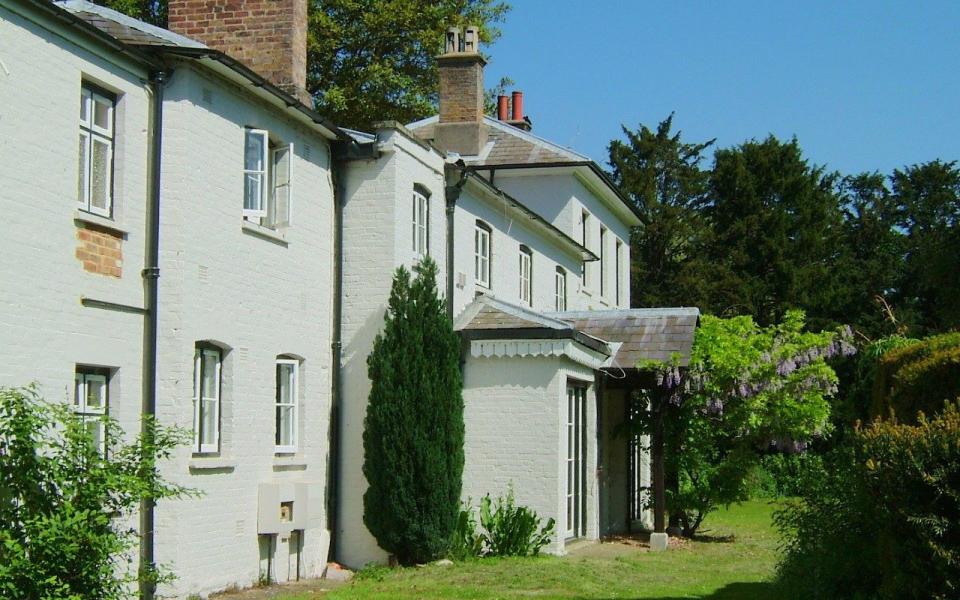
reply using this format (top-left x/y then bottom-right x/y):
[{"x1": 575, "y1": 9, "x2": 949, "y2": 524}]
[{"x1": 483, "y1": 1, "x2": 960, "y2": 176}]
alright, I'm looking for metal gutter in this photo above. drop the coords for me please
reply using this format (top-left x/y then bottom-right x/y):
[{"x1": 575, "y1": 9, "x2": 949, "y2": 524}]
[{"x1": 459, "y1": 170, "x2": 598, "y2": 262}]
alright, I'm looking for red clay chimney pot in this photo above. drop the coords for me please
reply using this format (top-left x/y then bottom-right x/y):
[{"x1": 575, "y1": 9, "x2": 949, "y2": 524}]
[
  {"x1": 511, "y1": 90, "x2": 523, "y2": 121},
  {"x1": 497, "y1": 95, "x2": 509, "y2": 121}
]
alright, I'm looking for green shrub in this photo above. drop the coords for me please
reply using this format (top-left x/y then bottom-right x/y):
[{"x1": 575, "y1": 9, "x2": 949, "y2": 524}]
[
  {"x1": 775, "y1": 402, "x2": 960, "y2": 599},
  {"x1": 0, "y1": 385, "x2": 191, "y2": 599},
  {"x1": 742, "y1": 463, "x2": 778, "y2": 499},
  {"x1": 872, "y1": 332, "x2": 960, "y2": 422},
  {"x1": 362, "y1": 258, "x2": 465, "y2": 565},
  {"x1": 478, "y1": 487, "x2": 555, "y2": 557},
  {"x1": 447, "y1": 501, "x2": 484, "y2": 561}
]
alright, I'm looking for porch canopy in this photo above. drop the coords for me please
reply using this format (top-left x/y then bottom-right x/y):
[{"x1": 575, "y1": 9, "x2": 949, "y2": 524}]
[{"x1": 457, "y1": 296, "x2": 699, "y2": 537}]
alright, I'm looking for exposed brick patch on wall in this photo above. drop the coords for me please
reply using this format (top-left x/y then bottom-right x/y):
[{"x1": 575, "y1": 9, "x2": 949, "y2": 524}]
[
  {"x1": 167, "y1": 0, "x2": 310, "y2": 104},
  {"x1": 76, "y1": 223, "x2": 122, "y2": 277}
]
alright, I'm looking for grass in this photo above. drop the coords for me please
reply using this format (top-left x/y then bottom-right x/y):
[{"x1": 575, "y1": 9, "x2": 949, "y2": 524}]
[{"x1": 281, "y1": 500, "x2": 783, "y2": 600}]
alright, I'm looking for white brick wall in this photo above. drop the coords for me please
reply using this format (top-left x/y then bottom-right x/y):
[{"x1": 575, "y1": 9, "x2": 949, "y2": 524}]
[
  {"x1": 495, "y1": 173, "x2": 632, "y2": 310},
  {"x1": 338, "y1": 128, "x2": 447, "y2": 568},
  {"x1": 451, "y1": 186, "x2": 584, "y2": 319},
  {"x1": 462, "y1": 355, "x2": 599, "y2": 554},
  {"x1": 153, "y1": 64, "x2": 335, "y2": 597}
]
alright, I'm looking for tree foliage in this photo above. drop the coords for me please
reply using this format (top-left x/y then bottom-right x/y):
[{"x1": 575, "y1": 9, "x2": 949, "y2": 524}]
[
  {"x1": 308, "y1": 0, "x2": 510, "y2": 129},
  {"x1": 608, "y1": 114, "x2": 715, "y2": 311},
  {"x1": 637, "y1": 311, "x2": 851, "y2": 536},
  {"x1": 0, "y1": 385, "x2": 191, "y2": 599},
  {"x1": 363, "y1": 258, "x2": 464, "y2": 565}
]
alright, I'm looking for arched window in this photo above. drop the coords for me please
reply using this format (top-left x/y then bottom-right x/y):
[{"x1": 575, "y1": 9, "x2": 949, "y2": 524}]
[
  {"x1": 475, "y1": 220, "x2": 492, "y2": 288},
  {"x1": 519, "y1": 245, "x2": 533, "y2": 306},
  {"x1": 275, "y1": 355, "x2": 301, "y2": 453},
  {"x1": 193, "y1": 343, "x2": 224, "y2": 453},
  {"x1": 555, "y1": 267, "x2": 567, "y2": 311},
  {"x1": 412, "y1": 185, "x2": 430, "y2": 257}
]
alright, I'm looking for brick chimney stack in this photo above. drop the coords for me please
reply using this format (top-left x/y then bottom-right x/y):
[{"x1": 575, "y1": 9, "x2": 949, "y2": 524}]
[
  {"x1": 435, "y1": 25, "x2": 487, "y2": 156},
  {"x1": 168, "y1": 0, "x2": 312, "y2": 106}
]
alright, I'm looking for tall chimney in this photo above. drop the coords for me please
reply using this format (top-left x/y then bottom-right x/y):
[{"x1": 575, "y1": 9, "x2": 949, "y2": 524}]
[
  {"x1": 168, "y1": 0, "x2": 311, "y2": 106},
  {"x1": 435, "y1": 25, "x2": 487, "y2": 156},
  {"x1": 497, "y1": 95, "x2": 509, "y2": 121}
]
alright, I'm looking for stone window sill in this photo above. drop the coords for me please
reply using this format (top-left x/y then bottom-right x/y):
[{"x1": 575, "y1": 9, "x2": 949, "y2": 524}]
[
  {"x1": 188, "y1": 457, "x2": 238, "y2": 472},
  {"x1": 242, "y1": 219, "x2": 288, "y2": 246},
  {"x1": 74, "y1": 209, "x2": 128, "y2": 238}
]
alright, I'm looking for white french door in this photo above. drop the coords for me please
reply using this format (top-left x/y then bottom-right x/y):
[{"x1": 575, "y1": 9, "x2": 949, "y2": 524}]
[{"x1": 566, "y1": 382, "x2": 588, "y2": 538}]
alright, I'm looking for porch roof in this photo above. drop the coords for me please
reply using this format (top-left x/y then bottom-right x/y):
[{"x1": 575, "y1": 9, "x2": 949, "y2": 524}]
[{"x1": 546, "y1": 308, "x2": 700, "y2": 370}]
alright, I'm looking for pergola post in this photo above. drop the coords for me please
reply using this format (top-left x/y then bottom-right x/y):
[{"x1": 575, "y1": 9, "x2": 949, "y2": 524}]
[{"x1": 649, "y1": 388, "x2": 668, "y2": 551}]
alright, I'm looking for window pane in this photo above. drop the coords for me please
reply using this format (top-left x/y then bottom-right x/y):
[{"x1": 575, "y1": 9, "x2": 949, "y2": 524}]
[
  {"x1": 90, "y1": 138, "x2": 110, "y2": 210},
  {"x1": 93, "y1": 98, "x2": 110, "y2": 130},
  {"x1": 86, "y1": 377, "x2": 105, "y2": 410},
  {"x1": 245, "y1": 131, "x2": 265, "y2": 171},
  {"x1": 201, "y1": 399, "x2": 217, "y2": 445},
  {"x1": 244, "y1": 173, "x2": 262, "y2": 210},
  {"x1": 78, "y1": 133, "x2": 89, "y2": 204},
  {"x1": 74, "y1": 374, "x2": 83, "y2": 406},
  {"x1": 80, "y1": 90, "x2": 89, "y2": 122},
  {"x1": 278, "y1": 405, "x2": 294, "y2": 446},
  {"x1": 201, "y1": 353, "x2": 218, "y2": 398},
  {"x1": 278, "y1": 363, "x2": 294, "y2": 404},
  {"x1": 86, "y1": 419, "x2": 103, "y2": 452}
]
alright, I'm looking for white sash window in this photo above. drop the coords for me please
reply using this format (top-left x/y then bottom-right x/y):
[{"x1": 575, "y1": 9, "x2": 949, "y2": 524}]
[
  {"x1": 275, "y1": 359, "x2": 299, "y2": 453},
  {"x1": 78, "y1": 85, "x2": 115, "y2": 217},
  {"x1": 193, "y1": 347, "x2": 221, "y2": 454}
]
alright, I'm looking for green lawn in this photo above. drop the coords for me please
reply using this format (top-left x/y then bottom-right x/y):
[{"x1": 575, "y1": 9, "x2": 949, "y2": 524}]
[{"x1": 294, "y1": 500, "x2": 783, "y2": 600}]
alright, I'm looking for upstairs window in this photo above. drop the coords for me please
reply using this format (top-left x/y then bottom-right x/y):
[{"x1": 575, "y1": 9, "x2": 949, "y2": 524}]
[
  {"x1": 581, "y1": 211, "x2": 591, "y2": 287},
  {"x1": 616, "y1": 239, "x2": 624, "y2": 306},
  {"x1": 193, "y1": 345, "x2": 222, "y2": 454},
  {"x1": 74, "y1": 366, "x2": 109, "y2": 455},
  {"x1": 555, "y1": 267, "x2": 567, "y2": 311},
  {"x1": 244, "y1": 128, "x2": 292, "y2": 229},
  {"x1": 519, "y1": 245, "x2": 533, "y2": 306},
  {"x1": 78, "y1": 84, "x2": 115, "y2": 217},
  {"x1": 599, "y1": 226, "x2": 608, "y2": 297},
  {"x1": 475, "y1": 221, "x2": 491, "y2": 288},
  {"x1": 275, "y1": 358, "x2": 299, "y2": 453},
  {"x1": 412, "y1": 189, "x2": 429, "y2": 257}
]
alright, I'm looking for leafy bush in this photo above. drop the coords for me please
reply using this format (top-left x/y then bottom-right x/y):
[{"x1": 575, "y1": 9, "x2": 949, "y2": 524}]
[
  {"x1": 775, "y1": 402, "x2": 960, "y2": 599},
  {"x1": 872, "y1": 332, "x2": 960, "y2": 422},
  {"x1": 742, "y1": 463, "x2": 778, "y2": 499},
  {"x1": 0, "y1": 385, "x2": 190, "y2": 599},
  {"x1": 363, "y1": 258, "x2": 465, "y2": 565},
  {"x1": 447, "y1": 501, "x2": 484, "y2": 561},
  {"x1": 760, "y1": 452, "x2": 824, "y2": 498},
  {"x1": 478, "y1": 487, "x2": 555, "y2": 557}
]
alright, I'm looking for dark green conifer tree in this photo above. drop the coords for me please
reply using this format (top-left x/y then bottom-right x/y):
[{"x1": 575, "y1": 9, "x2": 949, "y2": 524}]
[{"x1": 362, "y1": 257, "x2": 464, "y2": 565}]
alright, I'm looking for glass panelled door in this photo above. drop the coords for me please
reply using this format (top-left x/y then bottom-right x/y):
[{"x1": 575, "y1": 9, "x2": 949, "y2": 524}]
[{"x1": 566, "y1": 382, "x2": 588, "y2": 538}]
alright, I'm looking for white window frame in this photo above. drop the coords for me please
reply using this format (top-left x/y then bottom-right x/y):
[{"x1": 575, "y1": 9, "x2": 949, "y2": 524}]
[
  {"x1": 566, "y1": 382, "x2": 587, "y2": 538},
  {"x1": 74, "y1": 368, "x2": 108, "y2": 456},
  {"x1": 581, "y1": 211, "x2": 591, "y2": 288},
  {"x1": 555, "y1": 267, "x2": 567, "y2": 311},
  {"x1": 412, "y1": 190, "x2": 429, "y2": 258},
  {"x1": 78, "y1": 84, "x2": 115, "y2": 218},
  {"x1": 275, "y1": 359, "x2": 299, "y2": 453},
  {"x1": 616, "y1": 239, "x2": 624, "y2": 306},
  {"x1": 519, "y1": 246, "x2": 532, "y2": 306},
  {"x1": 243, "y1": 128, "x2": 269, "y2": 218},
  {"x1": 264, "y1": 142, "x2": 294, "y2": 229},
  {"x1": 599, "y1": 226, "x2": 608, "y2": 298},
  {"x1": 193, "y1": 347, "x2": 221, "y2": 454},
  {"x1": 475, "y1": 222, "x2": 491, "y2": 288}
]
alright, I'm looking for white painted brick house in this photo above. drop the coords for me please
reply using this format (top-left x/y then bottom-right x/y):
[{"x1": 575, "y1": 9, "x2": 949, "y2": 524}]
[{"x1": 0, "y1": 0, "x2": 698, "y2": 596}]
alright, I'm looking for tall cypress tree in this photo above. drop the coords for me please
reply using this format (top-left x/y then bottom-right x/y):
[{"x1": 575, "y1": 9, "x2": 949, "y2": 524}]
[{"x1": 362, "y1": 257, "x2": 464, "y2": 565}]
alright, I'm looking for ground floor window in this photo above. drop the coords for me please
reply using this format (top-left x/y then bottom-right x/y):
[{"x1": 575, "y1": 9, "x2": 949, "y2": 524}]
[
  {"x1": 566, "y1": 381, "x2": 588, "y2": 538},
  {"x1": 74, "y1": 366, "x2": 109, "y2": 455},
  {"x1": 627, "y1": 392, "x2": 646, "y2": 522}
]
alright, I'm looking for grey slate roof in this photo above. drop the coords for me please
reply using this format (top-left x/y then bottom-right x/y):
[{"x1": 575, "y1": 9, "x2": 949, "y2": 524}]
[
  {"x1": 548, "y1": 308, "x2": 700, "y2": 368},
  {"x1": 456, "y1": 297, "x2": 700, "y2": 369},
  {"x1": 407, "y1": 116, "x2": 590, "y2": 166},
  {"x1": 56, "y1": 1, "x2": 206, "y2": 48}
]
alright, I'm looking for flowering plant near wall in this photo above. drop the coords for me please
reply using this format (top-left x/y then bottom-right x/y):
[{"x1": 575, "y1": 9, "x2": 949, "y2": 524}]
[{"x1": 633, "y1": 310, "x2": 855, "y2": 536}]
